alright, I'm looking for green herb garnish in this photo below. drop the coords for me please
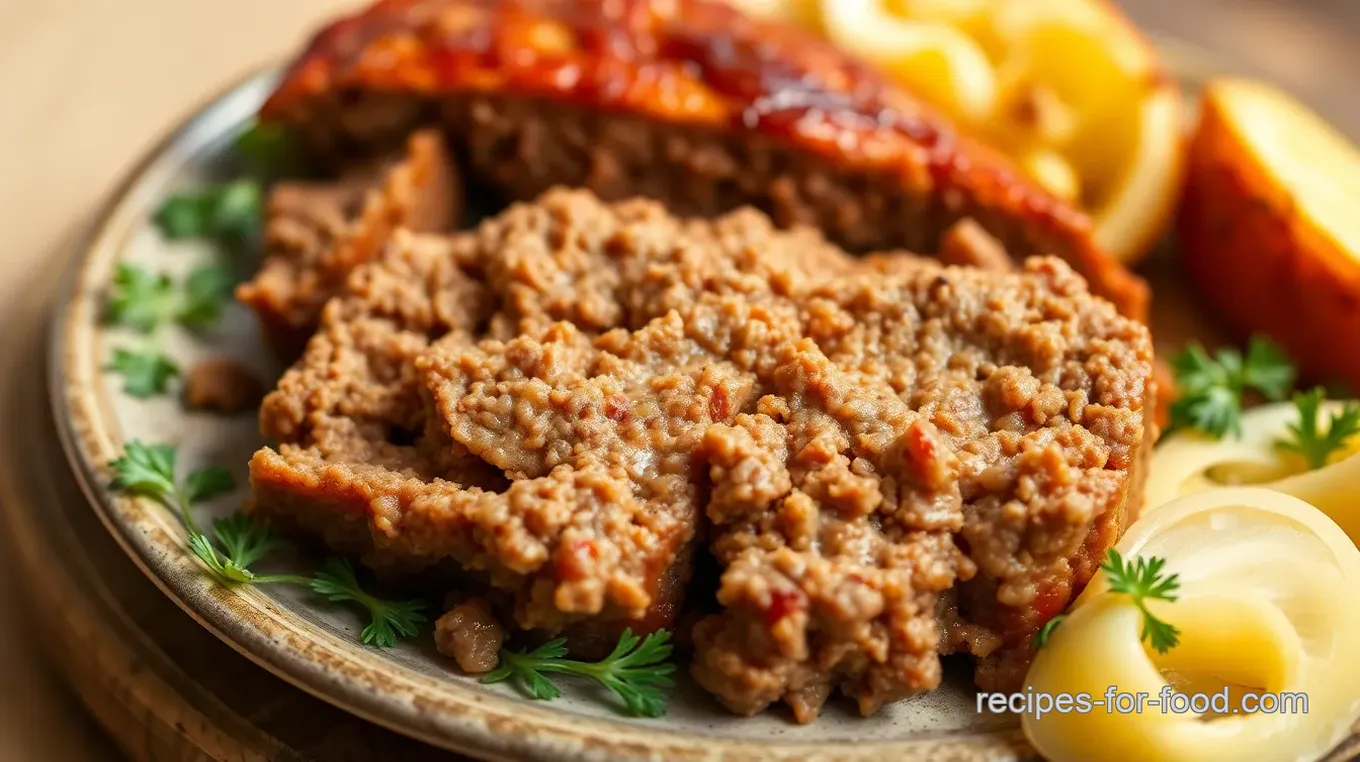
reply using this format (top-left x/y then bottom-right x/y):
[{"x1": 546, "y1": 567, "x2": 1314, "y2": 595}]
[
  {"x1": 154, "y1": 179, "x2": 262, "y2": 242},
  {"x1": 234, "y1": 121, "x2": 294, "y2": 175},
  {"x1": 109, "y1": 441, "x2": 226, "y2": 538},
  {"x1": 106, "y1": 348, "x2": 179, "y2": 398},
  {"x1": 108, "y1": 443, "x2": 274, "y2": 585},
  {"x1": 178, "y1": 265, "x2": 235, "y2": 328},
  {"x1": 1100, "y1": 549, "x2": 1181, "y2": 654},
  {"x1": 483, "y1": 629, "x2": 676, "y2": 717},
  {"x1": 1277, "y1": 387, "x2": 1360, "y2": 470},
  {"x1": 1169, "y1": 336, "x2": 1296, "y2": 439},
  {"x1": 108, "y1": 442, "x2": 424, "y2": 648},
  {"x1": 1035, "y1": 614, "x2": 1066, "y2": 650},
  {"x1": 310, "y1": 558, "x2": 428, "y2": 648},
  {"x1": 186, "y1": 511, "x2": 303, "y2": 586},
  {"x1": 105, "y1": 264, "x2": 177, "y2": 334},
  {"x1": 104, "y1": 263, "x2": 234, "y2": 334}
]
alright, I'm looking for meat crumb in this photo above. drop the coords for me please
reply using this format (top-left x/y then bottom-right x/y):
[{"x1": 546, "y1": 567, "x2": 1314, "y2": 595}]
[
  {"x1": 938, "y1": 219, "x2": 1015, "y2": 273},
  {"x1": 435, "y1": 597, "x2": 505, "y2": 674},
  {"x1": 183, "y1": 356, "x2": 265, "y2": 414}
]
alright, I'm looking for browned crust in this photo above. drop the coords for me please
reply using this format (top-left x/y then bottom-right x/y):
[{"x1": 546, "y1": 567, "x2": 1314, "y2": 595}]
[{"x1": 257, "y1": 0, "x2": 1147, "y2": 322}]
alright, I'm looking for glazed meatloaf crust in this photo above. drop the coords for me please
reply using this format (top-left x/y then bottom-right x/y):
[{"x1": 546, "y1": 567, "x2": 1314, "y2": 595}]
[
  {"x1": 237, "y1": 128, "x2": 461, "y2": 358},
  {"x1": 255, "y1": 0, "x2": 1148, "y2": 323},
  {"x1": 248, "y1": 189, "x2": 1154, "y2": 721}
]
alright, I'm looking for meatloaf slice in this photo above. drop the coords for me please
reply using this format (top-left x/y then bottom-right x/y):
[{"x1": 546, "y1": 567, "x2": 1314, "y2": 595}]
[
  {"x1": 237, "y1": 129, "x2": 461, "y2": 358},
  {"x1": 256, "y1": 0, "x2": 1148, "y2": 322},
  {"x1": 689, "y1": 257, "x2": 1153, "y2": 721},
  {"x1": 248, "y1": 189, "x2": 862, "y2": 636},
  {"x1": 248, "y1": 189, "x2": 1153, "y2": 719}
]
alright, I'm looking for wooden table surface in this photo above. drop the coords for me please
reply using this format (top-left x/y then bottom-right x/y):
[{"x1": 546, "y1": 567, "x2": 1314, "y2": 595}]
[
  {"x1": 0, "y1": 4, "x2": 357, "y2": 760},
  {"x1": 0, "y1": 1, "x2": 1356, "y2": 761}
]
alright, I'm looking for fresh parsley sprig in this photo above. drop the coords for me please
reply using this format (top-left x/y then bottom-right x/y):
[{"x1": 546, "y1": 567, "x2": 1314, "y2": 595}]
[
  {"x1": 108, "y1": 441, "x2": 425, "y2": 648},
  {"x1": 104, "y1": 263, "x2": 233, "y2": 334},
  {"x1": 104, "y1": 264, "x2": 178, "y2": 334},
  {"x1": 483, "y1": 629, "x2": 676, "y2": 717},
  {"x1": 1035, "y1": 614, "x2": 1066, "y2": 649},
  {"x1": 155, "y1": 179, "x2": 263, "y2": 242},
  {"x1": 1100, "y1": 549, "x2": 1181, "y2": 654},
  {"x1": 188, "y1": 512, "x2": 308, "y2": 586},
  {"x1": 234, "y1": 121, "x2": 295, "y2": 176},
  {"x1": 1277, "y1": 387, "x2": 1360, "y2": 470},
  {"x1": 103, "y1": 262, "x2": 233, "y2": 397},
  {"x1": 106, "y1": 348, "x2": 179, "y2": 399},
  {"x1": 155, "y1": 121, "x2": 290, "y2": 243},
  {"x1": 1169, "y1": 336, "x2": 1296, "y2": 439},
  {"x1": 310, "y1": 558, "x2": 428, "y2": 648},
  {"x1": 108, "y1": 440, "x2": 231, "y2": 537}
]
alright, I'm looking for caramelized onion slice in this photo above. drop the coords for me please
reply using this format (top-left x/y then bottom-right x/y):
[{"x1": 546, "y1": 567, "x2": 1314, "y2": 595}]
[{"x1": 1025, "y1": 488, "x2": 1360, "y2": 762}]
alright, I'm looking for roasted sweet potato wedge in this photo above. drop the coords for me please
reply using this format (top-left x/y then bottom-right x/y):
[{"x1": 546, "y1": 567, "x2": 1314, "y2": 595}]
[{"x1": 1180, "y1": 79, "x2": 1360, "y2": 388}]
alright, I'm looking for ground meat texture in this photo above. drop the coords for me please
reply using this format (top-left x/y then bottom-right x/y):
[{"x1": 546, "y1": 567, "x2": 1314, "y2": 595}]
[
  {"x1": 256, "y1": 0, "x2": 1147, "y2": 323},
  {"x1": 182, "y1": 356, "x2": 265, "y2": 413},
  {"x1": 237, "y1": 129, "x2": 461, "y2": 359},
  {"x1": 248, "y1": 189, "x2": 1153, "y2": 719},
  {"x1": 435, "y1": 597, "x2": 505, "y2": 673}
]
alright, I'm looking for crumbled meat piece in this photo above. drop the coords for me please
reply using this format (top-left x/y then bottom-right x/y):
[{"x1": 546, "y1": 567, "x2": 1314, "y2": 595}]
[
  {"x1": 435, "y1": 597, "x2": 505, "y2": 674},
  {"x1": 938, "y1": 219, "x2": 1015, "y2": 273},
  {"x1": 257, "y1": 0, "x2": 1148, "y2": 323},
  {"x1": 182, "y1": 356, "x2": 265, "y2": 413},
  {"x1": 248, "y1": 189, "x2": 1154, "y2": 719},
  {"x1": 237, "y1": 129, "x2": 460, "y2": 358}
]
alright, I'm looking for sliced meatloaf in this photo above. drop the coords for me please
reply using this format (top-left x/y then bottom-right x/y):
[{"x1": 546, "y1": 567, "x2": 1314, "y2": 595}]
[
  {"x1": 255, "y1": 0, "x2": 1148, "y2": 323},
  {"x1": 237, "y1": 128, "x2": 460, "y2": 358},
  {"x1": 248, "y1": 189, "x2": 1154, "y2": 720}
]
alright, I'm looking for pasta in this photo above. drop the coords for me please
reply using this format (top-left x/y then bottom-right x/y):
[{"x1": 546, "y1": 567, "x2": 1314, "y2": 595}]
[
  {"x1": 1143, "y1": 400, "x2": 1360, "y2": 545},
  {"x1": 1024, "y1": 487, "x2": 1360, "y2": 762}
]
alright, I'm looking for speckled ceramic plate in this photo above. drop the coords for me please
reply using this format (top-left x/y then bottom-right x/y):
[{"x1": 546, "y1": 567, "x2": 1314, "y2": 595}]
[{"x1": 47, "y1": 43, "x2": 1218, "y2": 762}]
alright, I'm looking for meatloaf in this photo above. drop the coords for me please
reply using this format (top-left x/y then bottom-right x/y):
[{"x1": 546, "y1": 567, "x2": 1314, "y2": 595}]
[
  {"x1": 254, "y1": 0, "x2": 1148, "y2": 323},
  {"x1": 248, "y1": 188, "x2": 1154, "y2": 721},
  {"x1": 237, "y1": 128, "x2": 460, "y2": 358}
]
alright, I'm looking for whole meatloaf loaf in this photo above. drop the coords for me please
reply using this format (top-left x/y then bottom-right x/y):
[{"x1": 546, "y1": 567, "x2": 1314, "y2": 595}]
[
  {"x1": 247, "y1": 189, "x2": 1155, "y2": 721},
  {"x1": 254, "y1": 0, "x2": 1148, "y2": 323}
]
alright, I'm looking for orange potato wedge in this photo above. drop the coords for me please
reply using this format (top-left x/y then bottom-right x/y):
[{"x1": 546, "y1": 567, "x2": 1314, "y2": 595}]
[{"x1": 1179, "y1": 78, "x2": 1360, "y2": 387}]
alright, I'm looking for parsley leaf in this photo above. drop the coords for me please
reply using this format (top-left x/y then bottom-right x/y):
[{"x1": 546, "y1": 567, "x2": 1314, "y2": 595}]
[
  {"x1": 1100, "y1": 549, "x2": 1181, "y2": 654},
  {"x1": 235, "y1": 122, "x2": 295, "y2": 176},
  {"x1": 103, "y1": 263, "x2": 234, "y2": 337},
  {"x1": 154, "y1": 179, "x2": 262, "y2": 242},
  {"x1": 107, "y1": 450, "x2": 429, "y2": 651},
  {"x1": 105, "y1": 264, "x2": 177, "y2": 333},
  {"x1": 106, "y1": 348, "x2": 179, "y2": 398},
  {"x1": 178, "y1": 265, "x2": 234, "y2": 329},
  {"x1": 110, "y1": 442, "x2": 251, "y2": 580},
  {"x1": 186, "y1": 512, "x2": 300, "y2": 585},
  {"x1": 1035, "y1": 614, "x2": 1067, "y2": 650},
  {"x1": 482, "y1": 629, "x2": 676, "y2": 717},
  {"x1": 1277, "y1": 387, "x2": 1360, "y2": 470},
  {"x1": 1241, "y1": 338, "x2": 1296, "y2": 400},
  {"x1": 108, "y1": 441, "x2": 178, "y2": 497},
  {"x1": 183, "y1": 465, "x2": 236, "y2": 503},
  {"x1": 1169, "y1": 336, "x2": 1297, "y2": 439},
  {"x1": 210, "y1": 513, "x2": 287, "y2": 570},
  {"x1": 309, "y1": 558, "x2": 428, "y2": 648}
]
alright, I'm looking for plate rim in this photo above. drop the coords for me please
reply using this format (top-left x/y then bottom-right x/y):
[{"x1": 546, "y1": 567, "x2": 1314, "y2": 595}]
[{"x1": 44, "y1": 64, "x2": 1035, "y2": 762}]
